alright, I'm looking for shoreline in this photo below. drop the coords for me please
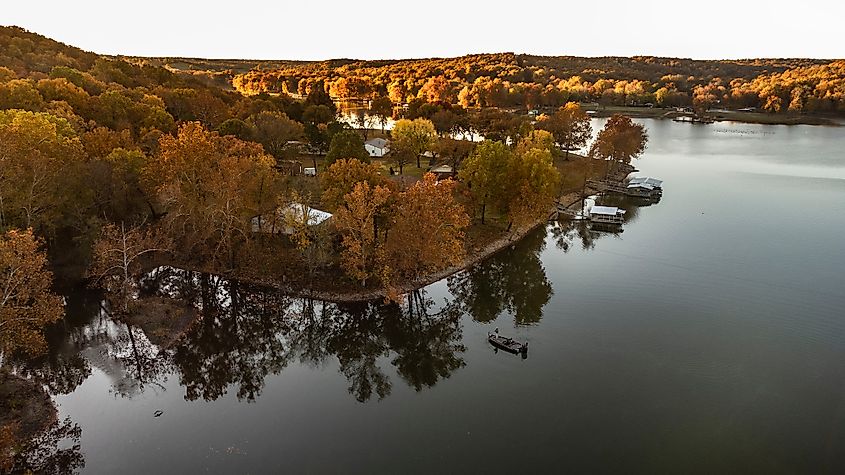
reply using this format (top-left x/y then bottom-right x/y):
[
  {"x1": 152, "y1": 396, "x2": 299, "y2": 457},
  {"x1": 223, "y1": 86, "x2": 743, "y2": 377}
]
[
  {"x1": 585, "y1": 106, "x2": 842, "y2": 126},
  {"x1": 194, "y1": 190, "x2": 591, "y2": 304}
]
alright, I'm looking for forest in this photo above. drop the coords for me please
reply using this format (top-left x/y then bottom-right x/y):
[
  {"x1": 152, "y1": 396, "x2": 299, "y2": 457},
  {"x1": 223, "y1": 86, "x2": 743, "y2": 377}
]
[{"x1": 226, "y1": 52, "x2": 845, "y2": 114}]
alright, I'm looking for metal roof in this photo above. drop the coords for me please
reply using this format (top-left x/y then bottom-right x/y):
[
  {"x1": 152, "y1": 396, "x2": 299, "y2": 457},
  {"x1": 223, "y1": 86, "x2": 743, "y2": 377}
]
[
  {"x1": 628, "y1": 176, "x2": 663, "y2": 188},
  {"x1": 365, "y1": 138, "x2": 388, "y2": 149},
  {"x1": 590, "y1": 206, "x2": 625, "y2": 216},
  {"x1": 430, "y1": 165, "x2": 453, "y2": 173}
]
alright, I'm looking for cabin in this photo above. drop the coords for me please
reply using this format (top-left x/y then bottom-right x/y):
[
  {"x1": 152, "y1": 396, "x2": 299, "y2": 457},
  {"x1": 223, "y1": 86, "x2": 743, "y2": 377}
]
[
  {"x1": 626, "y1": 176, "x2": 663, "y2": 198},
  {"x1": 429, "y1": 164, "x2": 454, "y2": 180},
  {"x1": 364, "y1": 138, "x2": 389, "y2": 158},
  {"x1": 589, "y1": 205, "x2": 626, "y2": 225},
  {"x1": 251, "y1": 203, "x2": 333, "y2": 235}
]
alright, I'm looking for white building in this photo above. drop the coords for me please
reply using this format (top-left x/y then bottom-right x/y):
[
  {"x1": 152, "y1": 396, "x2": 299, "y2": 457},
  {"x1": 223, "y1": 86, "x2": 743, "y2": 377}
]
[
  {"x1": 251, "y1": 203, "x2": 333, "y2": 235},
  {"x1": 364, "y1": 138, "x2": 389, "y2": 158},
  {"x1": 626, "y1": 176, "x2": 663, "y2": 198},
  {"x1": 589, "y1": 206, "x2": 626, "y2": 225}
]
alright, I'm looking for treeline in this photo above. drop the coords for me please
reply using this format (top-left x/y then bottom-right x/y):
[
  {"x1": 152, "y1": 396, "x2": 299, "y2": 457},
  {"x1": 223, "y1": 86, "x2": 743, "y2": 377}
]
[{"x1": 232, "y1": 52, "x2": 844, "y2": 113}]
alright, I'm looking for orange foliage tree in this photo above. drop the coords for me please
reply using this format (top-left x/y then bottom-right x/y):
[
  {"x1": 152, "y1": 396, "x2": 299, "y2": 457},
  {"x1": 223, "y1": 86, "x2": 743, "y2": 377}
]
[
  {"x1": 381, "y1": 174, "x2": 469, "y2": 288},
  {"x1": 320, "y1": 158, "x2": 388, "y2": 211}
]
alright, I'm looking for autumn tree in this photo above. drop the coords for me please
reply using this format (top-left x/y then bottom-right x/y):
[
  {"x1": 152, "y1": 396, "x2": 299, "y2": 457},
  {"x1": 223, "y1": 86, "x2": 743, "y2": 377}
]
[
  {"x1": 436, "y1": 138, "x2": 475, "y2": 177},
  {"x1": 418, "y1": 76, "x2": 454, "y2": 103},
  {"x1": 320, "y1": 158, "x2": 388, "y2": 211},
  {"x1": 504, "y1": 147, "x2": 560, "y2": 229},
  {"x1": 0, "y1": 110, "x2": 85, "y2": 233},
  {"x1": 302, "y1": 104, "x2": 335, "y2": 126},
  {"x1": 457, "y1": 140, "x2": 512, "y2": 224},
  {"x1": 325, "y1": 130, "x2": 370, "y2": 167},
  {"x1": 333, "y1": 182, "x2": 393, "y2": 286},
  {"x1": 88, "y1": 148, "x2": 156, "y2": 224},
  {"x1": 217, "y1": 118, "x2": 253, "y2": 141},
  {"x1": 90, "y1": 222, "x2": 168, "y2": 316},
  {"x1": 143, "y1": 122, "x2": 276, "y2": 268},
  {"x1": 589, "y1": 114, "x2": 648, "y2": 173},
  {"x1": 0, "y1": 229, "x2": 64, "y2": 361},
  {"x1": 536, "y1": 102, "x2": 592, "y2": 159},
  {"x1": 246, "y1": 111, "x2": 304, "y2": 159},
  {"x1": 391, "y1": 118, "x2": 436, "y2": 170},
  {"x1": 304, "y1": 80, "x2": 336, "y2": 113},
  {"x1": 381, "y1": 174, "x2": 469, "y2": 288}
]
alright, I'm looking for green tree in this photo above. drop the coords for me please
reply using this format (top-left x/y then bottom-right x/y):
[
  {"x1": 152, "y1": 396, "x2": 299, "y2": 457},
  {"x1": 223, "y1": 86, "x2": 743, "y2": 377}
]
[
  {"x1": 325, "y1": 130, "x2": 370, "y2": 167},
  {"x1": 0, "y1": 110, "x2": 85, "y2": 233},
  {"x1": 391, "y1": 118, "x2": 436, "y2": 170},
  {"x1": 369, "y1": 96, "x2": 393, "y2": 133},
  {"x1": 457, "y1": 141, "x2": 512, "y2": 224},
  {"x1": 217, "y1": 118, "x2": 253, "y2": 141},
  {"x1": 246, "y1": 111, "x2": 304, "y2": 159}
]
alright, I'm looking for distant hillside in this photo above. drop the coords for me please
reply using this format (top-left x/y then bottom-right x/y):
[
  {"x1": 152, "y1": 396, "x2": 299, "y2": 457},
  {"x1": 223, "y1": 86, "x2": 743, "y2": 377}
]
[{"x1": 2, "y1": 25, "x2": 844, "y2": 114}]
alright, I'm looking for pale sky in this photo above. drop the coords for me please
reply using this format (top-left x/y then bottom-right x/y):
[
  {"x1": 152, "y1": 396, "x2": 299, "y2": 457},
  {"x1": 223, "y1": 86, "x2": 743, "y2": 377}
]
[{"x1": 4, "y1": 0, "x2": 844, "y2": 60}]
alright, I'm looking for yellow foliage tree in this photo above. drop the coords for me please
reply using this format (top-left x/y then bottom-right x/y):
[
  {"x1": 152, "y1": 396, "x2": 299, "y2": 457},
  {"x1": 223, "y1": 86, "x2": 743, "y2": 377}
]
[
  {"x1": 333, "y1": 182, "x2": 393, "y2": 286},
  {"x1": 0, "y1": 229, "x2": 64, "y2": 360}
]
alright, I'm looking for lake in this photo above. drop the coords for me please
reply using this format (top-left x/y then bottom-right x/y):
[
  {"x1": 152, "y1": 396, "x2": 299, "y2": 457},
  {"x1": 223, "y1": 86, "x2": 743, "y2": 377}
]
[{"x1": 28, "y1": 119, "x2": 845, "y2": 473}]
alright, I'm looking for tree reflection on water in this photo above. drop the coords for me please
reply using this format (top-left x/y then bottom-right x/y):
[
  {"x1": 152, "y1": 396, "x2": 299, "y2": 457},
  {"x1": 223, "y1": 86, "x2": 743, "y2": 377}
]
[
  {"x1": 133, "y1": 268, "x2": 466, "y2": 403},
  {"x1": 448, "y1": 227, "x2": 553, "y2": 325}
]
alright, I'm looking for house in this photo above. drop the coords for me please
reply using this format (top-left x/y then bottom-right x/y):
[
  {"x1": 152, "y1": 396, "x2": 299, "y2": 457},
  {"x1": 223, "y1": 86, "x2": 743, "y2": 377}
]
[
  {"x1": 251, "y1": 203, "x2": 333, "y2": 235},
  {"x1": 429, "y1": 164, "x2": 454, "y2": 180},
  {"x1": 589, "y1": 205, "x2": 625, "y2": 225},
  {"x1": 365, "y1": 138, "x2": 389, "y2": 158}
]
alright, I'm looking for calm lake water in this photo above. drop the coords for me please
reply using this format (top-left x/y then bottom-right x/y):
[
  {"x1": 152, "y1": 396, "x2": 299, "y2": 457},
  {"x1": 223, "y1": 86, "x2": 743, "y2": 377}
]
[{"x1": 27, "y1": 119, "x2": 845, "y2": 473}]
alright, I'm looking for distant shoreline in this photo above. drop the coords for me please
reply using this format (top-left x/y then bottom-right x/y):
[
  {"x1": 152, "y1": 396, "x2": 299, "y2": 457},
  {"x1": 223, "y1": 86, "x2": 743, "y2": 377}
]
[{"x1": 584, "y1": 105, "x2": 841, "y2": 126}]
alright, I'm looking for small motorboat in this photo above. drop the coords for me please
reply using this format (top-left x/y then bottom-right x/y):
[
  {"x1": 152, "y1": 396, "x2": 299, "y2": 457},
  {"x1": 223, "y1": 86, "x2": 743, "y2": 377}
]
[{"x1": 487, "y1": 328, "x2": 528, "y2": 355}]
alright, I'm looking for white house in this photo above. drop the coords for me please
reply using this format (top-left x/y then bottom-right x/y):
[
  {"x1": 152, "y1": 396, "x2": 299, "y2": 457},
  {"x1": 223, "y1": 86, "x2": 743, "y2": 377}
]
[
  {"x1": 251, "y1": 203, "x2": 333, "y2": 235},
  {"x1": 364, "y1": 138, "x2": 389, "y2": 158}
]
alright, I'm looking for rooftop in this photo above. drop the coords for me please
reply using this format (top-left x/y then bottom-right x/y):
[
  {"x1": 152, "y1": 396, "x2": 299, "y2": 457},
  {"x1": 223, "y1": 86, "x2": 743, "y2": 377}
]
[
  {"x1": 627, "y1": 176, "x2": 663, "y2": 189},
  {"x1": 590, "y1": 206, "x2": 625, "y2": 216},
  {"x1": 365, "y1": 137, "x2": 388, "y2": 148}
]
